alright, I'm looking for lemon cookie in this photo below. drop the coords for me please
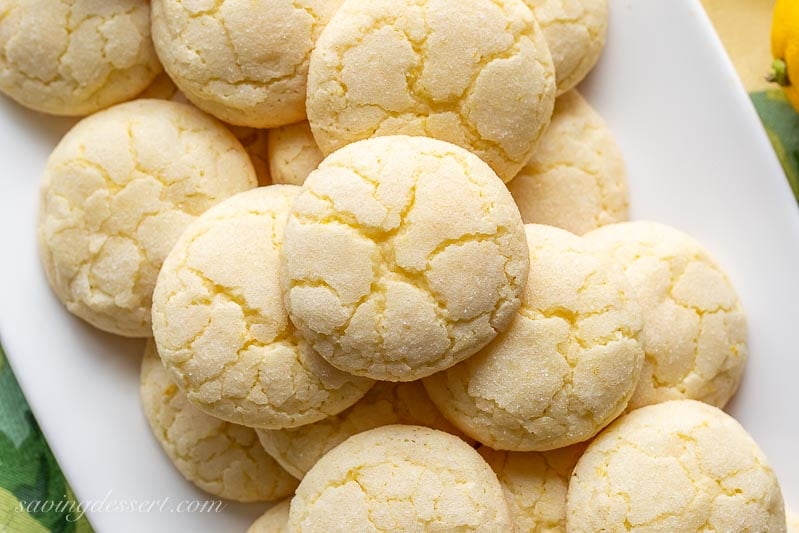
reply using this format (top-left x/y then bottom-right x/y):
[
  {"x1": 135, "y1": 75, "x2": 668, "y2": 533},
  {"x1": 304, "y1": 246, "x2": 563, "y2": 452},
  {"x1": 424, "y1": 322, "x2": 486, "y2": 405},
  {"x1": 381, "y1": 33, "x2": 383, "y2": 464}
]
[
  {"x1": 150, "y1": 0, "x2": 343, "y2": 128},
  {"x1": 38, "y1": 99, "x2": 256, "y2": 337},
  {"x1": 257, "y1": 381, "x2": 469, "y2": 479},
  {"x1": 584, "y1": 221, "x2": 748, "y2": 410},
  {"x1": 268, "y1": 121, "x2": 324, "y2": 186},
  {"x1": 152, "y1": 186, "x2": 373, "y2": 429},
  {"x1": 567, "y1": 400, "x2": 786, "y2": 532},
  {"x1": 281, "y1": 135, "x2": 529, "y2": 381},
  {"x1": 140, "y1": 341, "x2": 298, "y2": 502},
  {"x1": 0, "y1": 0, "x2": 161, "y2": 116},
  {"x1": 288, "y1": 425, "x2": 513, "y2": 531},
  {"x1": 524, "y1": 0, "x2": 608, "y2": 95},
  {"x1": 306, "y1": 0, "x2": 556, "y2": 182},
  {"x1": 508, "y1": 90, "x2": 628, "y2": 235},
  {"x1": 424, "y1": 224, "x2": 643, "y2": 451},
  {"x1": 478, "y1": 443, "x2": 586, "y2": 533},
  {"x1": 248, "y1": 499, "x2": 291, "y2": 533}
]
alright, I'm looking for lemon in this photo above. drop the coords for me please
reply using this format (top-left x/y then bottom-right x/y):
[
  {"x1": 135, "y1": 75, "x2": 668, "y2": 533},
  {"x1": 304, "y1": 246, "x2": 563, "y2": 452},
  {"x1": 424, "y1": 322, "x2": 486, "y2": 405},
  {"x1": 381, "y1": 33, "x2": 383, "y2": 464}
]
[{"x1": 769, "y1": 0, "x2": 799, "y2": 111}]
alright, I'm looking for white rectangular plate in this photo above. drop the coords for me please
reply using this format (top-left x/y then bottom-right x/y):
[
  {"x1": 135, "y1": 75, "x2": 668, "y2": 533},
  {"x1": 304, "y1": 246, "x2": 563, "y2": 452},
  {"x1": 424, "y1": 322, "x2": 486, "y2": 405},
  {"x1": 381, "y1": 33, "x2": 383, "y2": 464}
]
[{"x1": 1, "y1": 0, "x2": 798, "y2": 531}]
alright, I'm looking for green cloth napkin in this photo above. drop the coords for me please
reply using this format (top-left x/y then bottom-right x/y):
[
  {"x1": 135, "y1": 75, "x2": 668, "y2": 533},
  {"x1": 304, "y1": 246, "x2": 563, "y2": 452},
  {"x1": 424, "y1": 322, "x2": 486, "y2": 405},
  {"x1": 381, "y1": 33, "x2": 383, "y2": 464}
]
[{"x1": 1, "y1": 89, "x2": 798, "y2": 533}]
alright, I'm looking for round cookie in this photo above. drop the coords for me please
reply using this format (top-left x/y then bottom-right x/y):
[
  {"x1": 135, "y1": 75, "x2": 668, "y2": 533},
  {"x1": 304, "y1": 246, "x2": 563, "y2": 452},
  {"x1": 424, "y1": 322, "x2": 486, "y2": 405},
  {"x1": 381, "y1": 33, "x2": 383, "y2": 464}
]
[
  {"x1": 152, "y1": 186, "x2": 374, "y2": 429},
  {"x1": 38, "y1": 99, "x2": 256, "y2": 337},
  {"x1": 140, "y1": 341, "x2": 298, "y2": 502},
  {"x1": 524, "y1": 0, "x2": 608, "y2": 95},
  {"x1": 288, "y1": 425, "x2": 513, "y2": 532},
  {"x1": 248, "y1": 499, "x2": 291, "y2": 533},
  {"x1": 566, "y1": 400, "x2": 787, "y2": 533},
  {"x1": 306, "y1": 0, "x2": 556, "y2": 182},
  {"x1": 268, "y1": 121, "x2": 324, "y2": 186},
  {"x1": 256, "y1": 380, "x2": 470, "y2": 479},
  {"x1": 281, "y1": 135, "x2": 530, "y2": 381},
  {"x1": 424, "y1": 224, "x2": 644, "y2": 451},
  {"x1": 507, "y1": 90, "x2": 628, "y2": 235},
  {"x1": 584, "y1": 221, "x2": 748, "y2": 410},
  {"x1": 150, "y1": 0, "x2": 344, "y2": 128},
  {"x1": 0, "y1": 0, "x2": 161, "y2": 116},
  {"x1": 478, "y1": 443, "x2": 586, "y2": 533}
]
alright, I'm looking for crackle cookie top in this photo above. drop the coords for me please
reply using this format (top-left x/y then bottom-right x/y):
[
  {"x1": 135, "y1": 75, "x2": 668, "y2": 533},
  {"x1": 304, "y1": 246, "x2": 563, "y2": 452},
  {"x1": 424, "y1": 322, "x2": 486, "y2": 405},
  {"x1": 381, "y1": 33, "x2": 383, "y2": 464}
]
[
  {"x1": 151, "y1": 0, "x2": 343, "y2": 128},
  {"x1": 306, "y1": 0, "x2": 556, "y2": 182},
  {"x1": 524, "y1": 0, "x2": 607, "y2": 95},
  {"x1": 248, "y1": 499, "x2": 291, "y2": 533},
  {"x1": 585, "y1": 221, "x2": 748, "y2": 410},
  {"x1": 508, "y1": 90, "x2": 628, "y2": 235},
  {"x1": 0, "y1": 0, "x2": 161, "y2": 116},
  {"x1": 38, "y1": 99, "x2": 256, "y2": 337},
  {"x1": 478, "y1": 443, "x2": 586, "y2": 533},
  {"x1": 139, "y1": 341, "x2": 298, "y2": 502},
  {"x1": 280, "y1": 135, "x2": 529, "y2": 381},
  {"x1": 257, "y1": 380, "x2": 469, "y2": 479},
  {"x1": 424, "y1": 224, "x2": 644, "y2": 451},
  {"x1": 288, "y1": 425, "x2": 512, "y2": 532},
  {"x1": 567, "y1": 400, "x2": 786, "y2": 533},
  {"x1": 268, "y1": 121, "x2": 324, "y2": 186},
  {"x1": 152, "y1": 186, "x2": 374, "y2": 429}
]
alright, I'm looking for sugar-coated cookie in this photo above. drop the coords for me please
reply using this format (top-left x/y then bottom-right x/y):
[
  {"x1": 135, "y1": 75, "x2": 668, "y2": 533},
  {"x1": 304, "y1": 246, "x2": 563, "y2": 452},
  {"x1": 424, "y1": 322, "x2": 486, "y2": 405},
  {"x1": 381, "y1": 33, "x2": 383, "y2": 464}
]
[
  {"x1": 248, "y1": 499, "x2": 291, "y2": 533},
  {"x1": 151, "y1": 0, "x2": 343, "y2": 128},
  {"x1": 139, "y1": 341, "x2": 298, "y2": 502},
  {"x1": 567, "y1": 400, "x2": 786, "y2": 533},
  {"x1": 306, "y1": 0, "x2": 556, "y2": 182},
  {"x1": 0, "y1": 0, "x2": 161, "y2": 116},
  {"x1": 524, "y1": 0, "x2": 607, "y2": 95},
  {"x1": 281, "y1": 135, "x2": 529, "y2": 381},
  {"x1": 268, "y1": 121, "x2": 324, "y2": 186},
  {"x1": 508, "y1": 90, "x2": 628, "y2": 235},
  {"x1": 424, "y1": 224, "x2": 643, "y2": 451},
  {"x1": 38, "y1": 99, "x2": 256, "y2": 337},
  {"x1": 584, "y1": 221, "x2": 747, "y2": 410},
  {"x1": 256, "y1": 381, "x2": 470, "y2": 479},
  {"x1": 288, "y1": 425, "x2": 513, "y2": 532},
  {"x1": 152, "y1": 186, "x2": 373, "y2": 429},
  {"x1": 478, "y1": 443, "x2": 586, "y2": 533}
]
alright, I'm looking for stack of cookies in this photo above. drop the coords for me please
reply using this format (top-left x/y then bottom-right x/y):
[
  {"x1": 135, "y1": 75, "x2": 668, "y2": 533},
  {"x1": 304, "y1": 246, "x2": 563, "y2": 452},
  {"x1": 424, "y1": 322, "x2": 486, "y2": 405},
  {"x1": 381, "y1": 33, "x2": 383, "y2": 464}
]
[{"x1": 2, "y1": 0, "x2": 789, "y2": 531}]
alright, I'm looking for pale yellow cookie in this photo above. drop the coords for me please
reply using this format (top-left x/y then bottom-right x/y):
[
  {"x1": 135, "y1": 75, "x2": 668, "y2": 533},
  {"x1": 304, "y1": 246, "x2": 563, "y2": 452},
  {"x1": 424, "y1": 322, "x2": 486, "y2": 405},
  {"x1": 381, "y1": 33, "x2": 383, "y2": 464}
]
[
  {"x1": 508, "y1": 90, "x2": 628, "y2": 235},
  {"x1": 306, "y1": 0, "x2": 556, "y2": 182},
  {"x1": 38, "y1": 99, "x2": 256, "y2": 337},
  {"x1": 281, "y1": 135, "x2": 529, "y2": 381},
  {"x1": 788, "y1": 509, "x2": 799, "y2": 533},
  {"x1": 268, "y1": 121, "x2": 324, "y2": 186},
  {"x1": 150, "y1": 0, "x2": 343, "y2": 128},
  {"x1": 524, "y1": 0, "x2": 607, "y2": 95},
  {"x1": 566, "y1": 400, "x2": 786, "y2": 533},
  {"x1": 248, "y1": 499, "x2": 291, "y2": 533},
  {"x1": 152, "y1": 186, "x2": 374, "y2": 429},
  {"x1": 0, "y1": 0, "x2": 161, "y2": 116},
  {"x1": 139, "y1": 341, "x2": 298, "y2": 502},
  {"x1": 584, "y1": 221, "x2": 748, "y2": 410},
  {"x1": 257, "y1": 381, "x2": 470, "y2": 479},
  {"x1": 424, "y1": 224, "x2": 644, "y2": 451},
  {"x1": 478, "y1": 443, "x2": 586, "y2": 533},
  {"x1": 288, "y1": 425, "x2": 513, "y2": 532}
]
